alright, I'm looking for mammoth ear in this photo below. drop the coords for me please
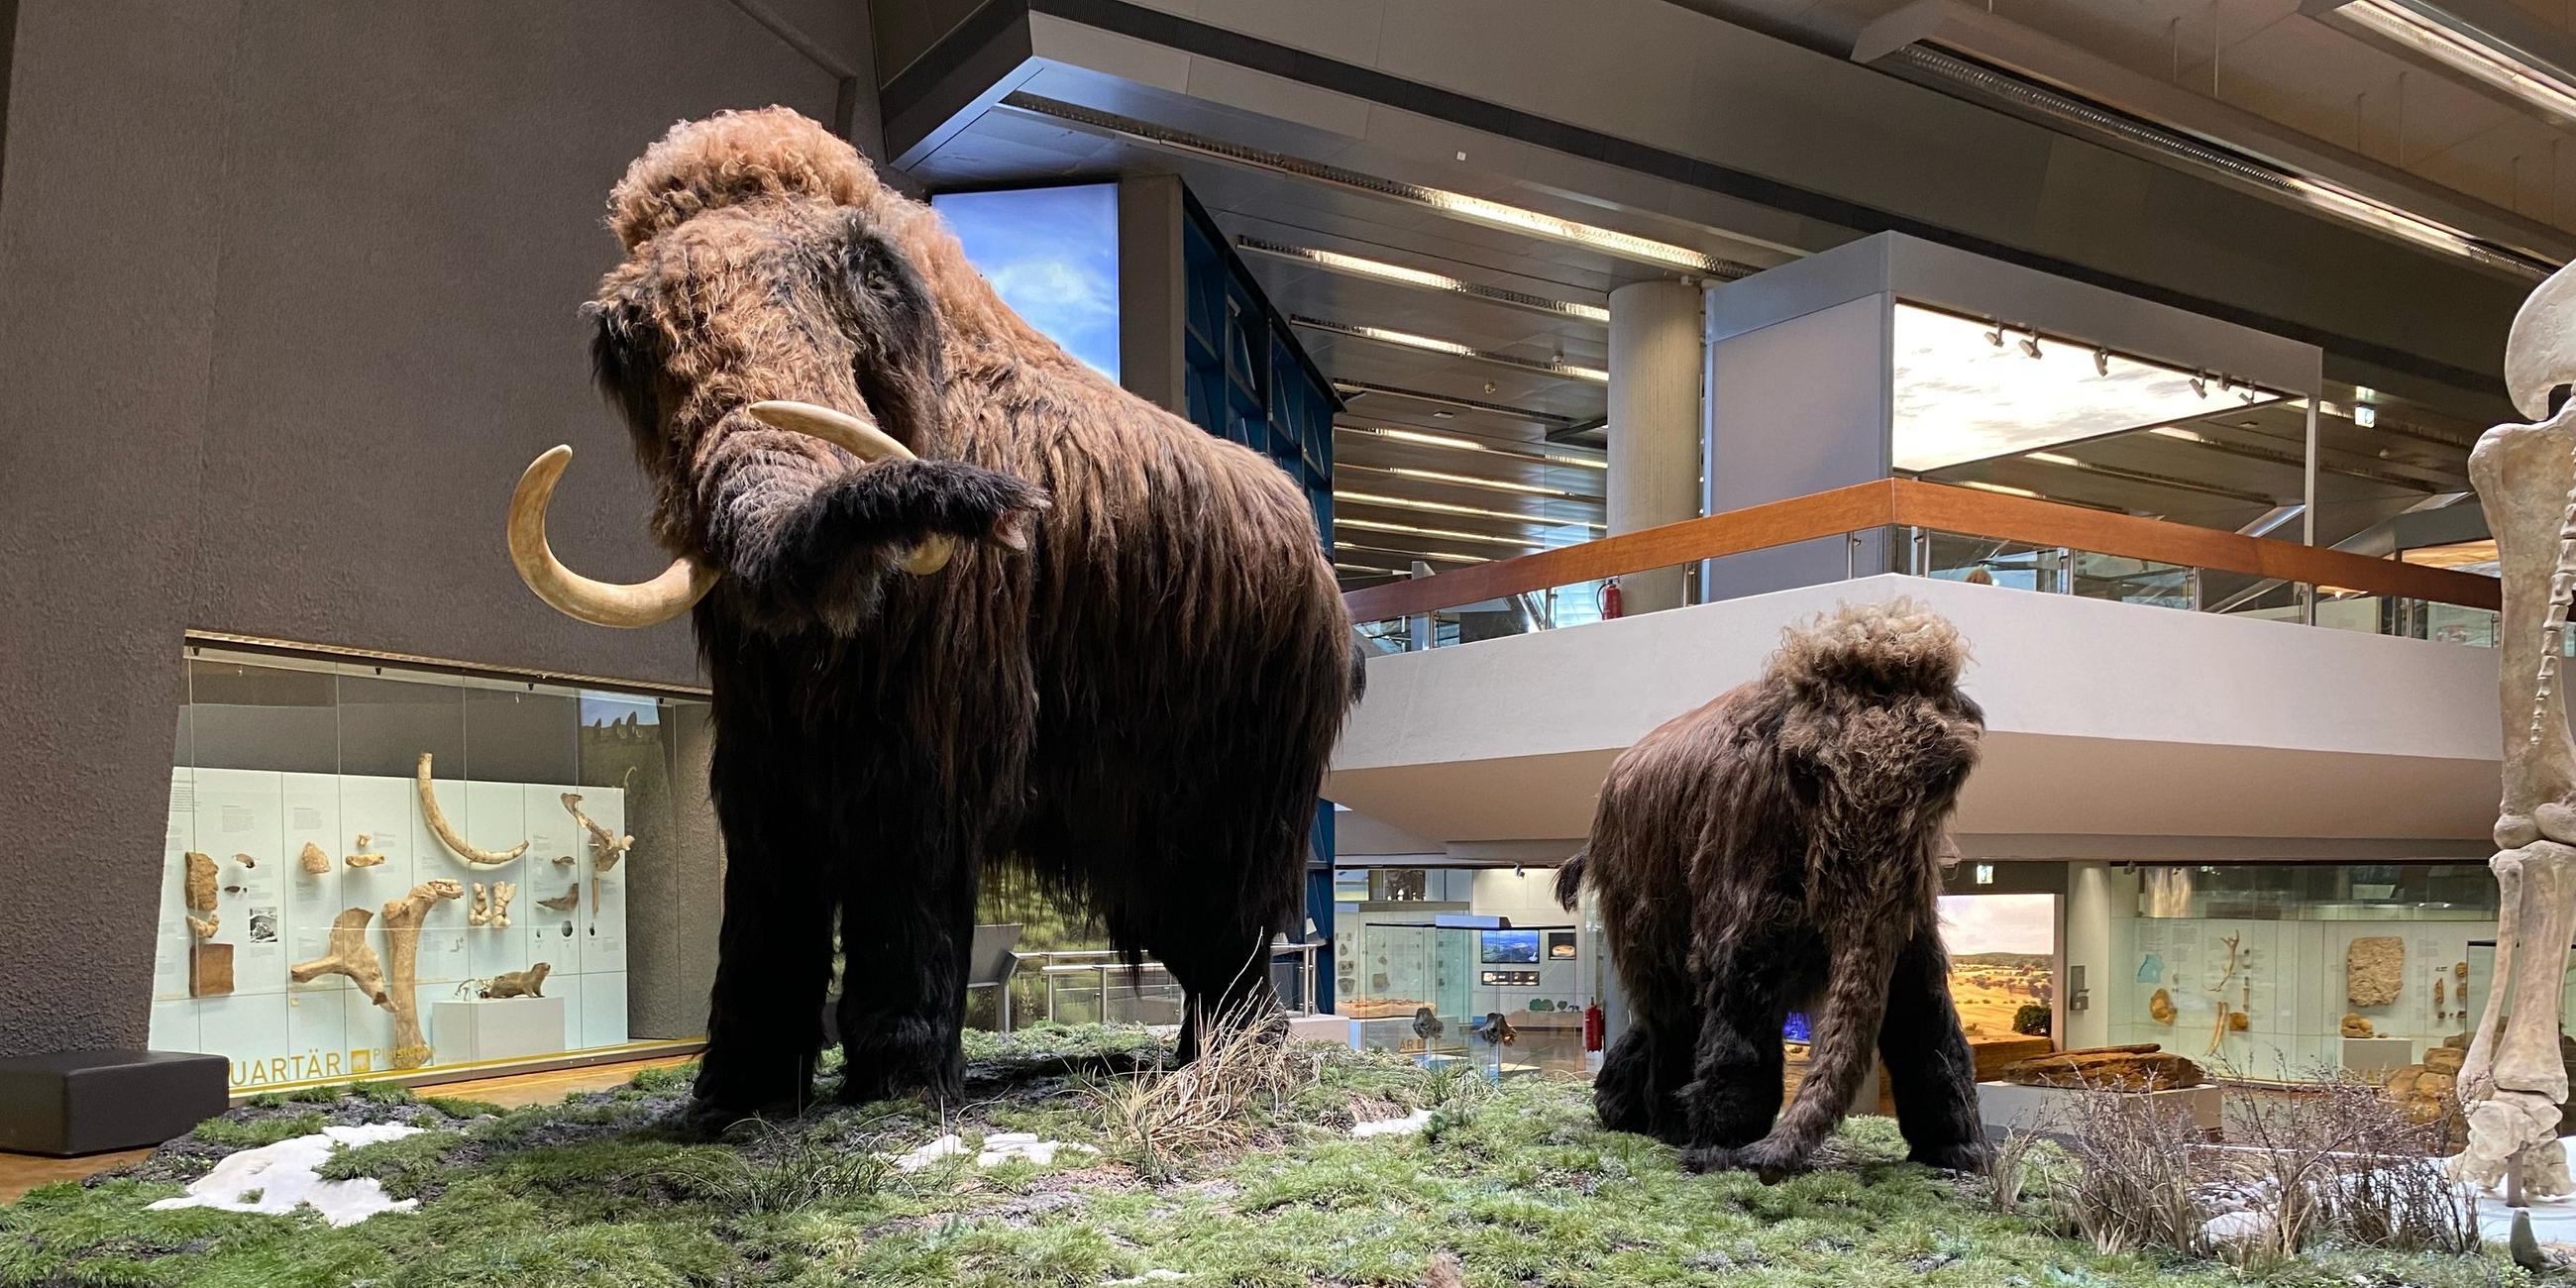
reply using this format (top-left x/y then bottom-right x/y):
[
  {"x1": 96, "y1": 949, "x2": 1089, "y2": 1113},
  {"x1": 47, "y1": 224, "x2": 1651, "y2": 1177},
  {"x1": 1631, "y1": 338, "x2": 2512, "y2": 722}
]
[
  {"x1": 584, "y1": 290, "x2": 664, "y2": 440},
  {"x1": 837, "y1": 220, "x2": 945, "y2": 453}
]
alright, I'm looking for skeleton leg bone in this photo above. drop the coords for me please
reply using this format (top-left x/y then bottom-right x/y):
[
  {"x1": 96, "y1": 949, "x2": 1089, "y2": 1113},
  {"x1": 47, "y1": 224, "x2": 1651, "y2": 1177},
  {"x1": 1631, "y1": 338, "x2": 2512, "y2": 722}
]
[
  {"x1": 2471, "y1": 417, "x2": 2576, "y2": 848},
  {"x1": 2454, "y1": 840, "x2": 2576, "y2": 1197}
]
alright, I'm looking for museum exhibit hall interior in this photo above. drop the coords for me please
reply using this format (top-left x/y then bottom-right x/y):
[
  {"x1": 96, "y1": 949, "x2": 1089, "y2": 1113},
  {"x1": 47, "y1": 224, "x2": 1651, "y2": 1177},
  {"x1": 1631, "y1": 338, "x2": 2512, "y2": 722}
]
[{"x1": 20, "y1": 0, "x2": 2576, "y2": 1282}]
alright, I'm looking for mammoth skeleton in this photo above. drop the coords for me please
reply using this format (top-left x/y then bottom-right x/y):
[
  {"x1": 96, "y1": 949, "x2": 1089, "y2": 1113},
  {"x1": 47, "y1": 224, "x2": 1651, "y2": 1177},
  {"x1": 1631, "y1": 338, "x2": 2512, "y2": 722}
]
[{"x1": 2458, "y1": 263, "x2": 2576, "y2": 1199}]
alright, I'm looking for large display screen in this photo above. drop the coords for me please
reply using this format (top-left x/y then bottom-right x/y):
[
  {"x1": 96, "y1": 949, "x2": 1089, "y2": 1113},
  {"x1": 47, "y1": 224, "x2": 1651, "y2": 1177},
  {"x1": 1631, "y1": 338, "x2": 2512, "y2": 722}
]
[
  {"x1": 931, "y1": 182, "x2": 1121, "y2": 381},
  {"x1": 1478, "y1": 928, "x2": 1541, "y2": 964}
]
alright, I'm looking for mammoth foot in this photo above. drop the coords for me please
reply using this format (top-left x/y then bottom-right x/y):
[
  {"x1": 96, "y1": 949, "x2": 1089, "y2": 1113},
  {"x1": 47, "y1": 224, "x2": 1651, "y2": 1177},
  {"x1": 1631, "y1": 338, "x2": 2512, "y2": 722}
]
[
  {"x1": 1905, "y1": 1140, "x2": 1990, "y2": 1174},
  {"x1": 1682, "y1": 1137, "x2": 1811, "y2": 1184},
  {"x1": 675, "y1": 1092, "x2": 810, "y2": 1140}
]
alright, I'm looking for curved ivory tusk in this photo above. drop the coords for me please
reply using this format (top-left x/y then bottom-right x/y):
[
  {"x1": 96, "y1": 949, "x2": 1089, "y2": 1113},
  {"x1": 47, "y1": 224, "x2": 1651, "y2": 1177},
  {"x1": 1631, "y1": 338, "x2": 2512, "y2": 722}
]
[
  {"x1": 508, "y1": 445, "x2": 718, "y2": 627},
  {"x1": 2507, "y1": 261, "x2": 2576, "y2": 421},
  {"x1": 746, "y1": 400, "x2": 955, "y2": 575},
  {"x1": 417, "y1": 752, "x2": 531, "y2": 866}
]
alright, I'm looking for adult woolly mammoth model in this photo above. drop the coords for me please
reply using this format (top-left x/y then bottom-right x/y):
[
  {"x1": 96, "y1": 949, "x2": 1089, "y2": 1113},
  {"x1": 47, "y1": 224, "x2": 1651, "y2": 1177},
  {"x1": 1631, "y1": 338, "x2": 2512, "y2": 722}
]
[
  {"x1": 1556, "y1": 599, "x2": 1986, "y2": 1180},
  {"x1": 505, "y1": 108, "x2": 1355, "y2": 1127}
]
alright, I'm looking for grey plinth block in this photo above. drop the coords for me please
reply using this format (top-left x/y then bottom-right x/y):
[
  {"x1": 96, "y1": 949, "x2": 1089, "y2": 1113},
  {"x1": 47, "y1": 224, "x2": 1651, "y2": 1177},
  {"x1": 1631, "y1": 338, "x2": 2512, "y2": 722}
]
[{"x1": 0, "y1": 1048, "x2": 230, "y2": 1156}]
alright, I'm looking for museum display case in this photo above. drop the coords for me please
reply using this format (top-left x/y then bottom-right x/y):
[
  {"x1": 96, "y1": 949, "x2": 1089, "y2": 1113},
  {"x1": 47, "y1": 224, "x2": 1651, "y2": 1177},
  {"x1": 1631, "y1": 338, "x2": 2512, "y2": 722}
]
[
  {"x1": 2105, "y1": 864, "x2": 2499, "y2": 1080},
  {"x1": 1337, "y1": 920, "x2": 1588, "y2": 1078},
  {"x1": 150, "y1": 644, "x2": 716, "y2": 1091}
]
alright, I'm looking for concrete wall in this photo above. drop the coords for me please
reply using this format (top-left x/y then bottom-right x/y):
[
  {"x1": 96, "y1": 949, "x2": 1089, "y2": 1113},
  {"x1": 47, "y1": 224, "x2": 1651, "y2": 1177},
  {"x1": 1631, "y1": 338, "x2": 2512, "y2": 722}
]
[{"x1": 0, "y1": 0, "x2": 882, "y2": 1060}]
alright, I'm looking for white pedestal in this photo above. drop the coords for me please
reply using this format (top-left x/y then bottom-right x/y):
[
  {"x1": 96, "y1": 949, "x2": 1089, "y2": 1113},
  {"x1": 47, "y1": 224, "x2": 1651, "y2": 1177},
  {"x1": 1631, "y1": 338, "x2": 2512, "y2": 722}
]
[
  {"x1": 431, "y1": 996, "x2": 568, "y2": 1064},
  {"x1": 1975, "y1": 1079, "x2": 2222, "y2": 1136},
  {"x1": 2340, "y1": 1037, "x2": 2415, "y2": 1081}
]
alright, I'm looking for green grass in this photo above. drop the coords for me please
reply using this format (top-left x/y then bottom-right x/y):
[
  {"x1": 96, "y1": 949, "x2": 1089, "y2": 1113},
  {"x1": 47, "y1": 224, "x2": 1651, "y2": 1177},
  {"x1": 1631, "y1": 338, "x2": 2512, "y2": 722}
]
[{"x1": 0, "y1": 1026, "x2": 2539, "y2": 1287}]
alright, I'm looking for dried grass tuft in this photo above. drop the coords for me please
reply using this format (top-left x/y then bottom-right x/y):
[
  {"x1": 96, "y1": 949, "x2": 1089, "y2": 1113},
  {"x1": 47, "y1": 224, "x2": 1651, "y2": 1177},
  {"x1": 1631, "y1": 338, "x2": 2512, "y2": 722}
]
[{"x1": 1088, "y1": 998, "x2": 1323, "y2": 1177}]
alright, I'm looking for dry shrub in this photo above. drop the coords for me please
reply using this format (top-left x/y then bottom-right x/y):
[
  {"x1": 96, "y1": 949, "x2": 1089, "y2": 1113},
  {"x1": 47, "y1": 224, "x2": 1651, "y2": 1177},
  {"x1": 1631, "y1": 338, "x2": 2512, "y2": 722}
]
[
  {"x1": 1986, "y1": 1128, "x2": 2046, "y2": 1215},
  {"x1": 2039, "y1": 1064, "x2": 2478, "y2": 1271},
  {"x1": 1089, "y1": 998, "x2": 1323, "y2": 1177}
]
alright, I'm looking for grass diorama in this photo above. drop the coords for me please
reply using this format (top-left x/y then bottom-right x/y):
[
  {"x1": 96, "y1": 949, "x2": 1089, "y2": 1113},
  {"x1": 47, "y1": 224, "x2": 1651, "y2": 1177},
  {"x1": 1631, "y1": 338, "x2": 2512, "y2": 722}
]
[{"x1": 0, "y1": 1023, "x2": 2541, "y2": 1288}]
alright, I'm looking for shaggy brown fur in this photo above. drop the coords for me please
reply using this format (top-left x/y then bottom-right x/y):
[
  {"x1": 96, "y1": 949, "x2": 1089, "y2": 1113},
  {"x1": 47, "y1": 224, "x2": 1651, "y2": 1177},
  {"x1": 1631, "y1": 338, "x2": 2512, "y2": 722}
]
[
  {"x1": 586, "y1": 108, "x2": 1354, "y2": 1126},
  {"x1": 1556, "y1": 599, "x2": 1986, "y2": 1180}
]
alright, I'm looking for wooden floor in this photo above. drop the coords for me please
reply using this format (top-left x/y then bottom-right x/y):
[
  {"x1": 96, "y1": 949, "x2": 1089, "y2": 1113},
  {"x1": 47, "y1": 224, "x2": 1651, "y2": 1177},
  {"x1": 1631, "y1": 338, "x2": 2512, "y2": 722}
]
[{"x1": 0, "y1": 1055, "x2": 696, "y2": 1204}]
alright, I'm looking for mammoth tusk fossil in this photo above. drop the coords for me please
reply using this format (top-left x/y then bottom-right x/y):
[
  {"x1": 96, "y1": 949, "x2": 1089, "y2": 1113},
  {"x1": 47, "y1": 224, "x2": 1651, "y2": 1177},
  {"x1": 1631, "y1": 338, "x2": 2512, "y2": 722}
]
[
  {"x1": 507, "y1": 444, "x2": 719, "y2": 628},
  {"x1": 416, "y1": 753, "x2": 530, "y2": 866},
  {"x1": 746, "y1": 400, "x2": 955, "y2": 575}
]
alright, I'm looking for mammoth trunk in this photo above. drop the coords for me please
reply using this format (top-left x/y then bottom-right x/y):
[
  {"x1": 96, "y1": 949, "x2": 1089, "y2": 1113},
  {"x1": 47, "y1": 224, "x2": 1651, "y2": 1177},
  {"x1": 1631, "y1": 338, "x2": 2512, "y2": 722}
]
[{"x1": 1764, "y1": 905, "x2": 1914, "y2": 1164}]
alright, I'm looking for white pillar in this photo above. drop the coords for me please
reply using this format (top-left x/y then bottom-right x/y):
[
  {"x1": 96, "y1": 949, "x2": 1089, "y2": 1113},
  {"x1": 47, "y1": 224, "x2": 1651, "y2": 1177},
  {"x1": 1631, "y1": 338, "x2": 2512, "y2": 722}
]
[
  {"x1": 2062, "y1": 861, "x2": 2134, "y2": 1052},
  {"x1": 1607, "y1": 280, "x2": 1704, "y2": 612}
]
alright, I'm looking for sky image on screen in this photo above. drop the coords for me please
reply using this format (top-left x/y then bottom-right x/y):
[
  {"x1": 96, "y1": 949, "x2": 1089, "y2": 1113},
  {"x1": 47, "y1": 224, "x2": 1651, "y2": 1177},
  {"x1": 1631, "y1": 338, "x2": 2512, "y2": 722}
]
[
  {"x1": 932, "y1": 183, "x2": 1121, "y2": 381},
  {"x1": 1480, "y1": 929, "x2": 1541, "y2": 964}
]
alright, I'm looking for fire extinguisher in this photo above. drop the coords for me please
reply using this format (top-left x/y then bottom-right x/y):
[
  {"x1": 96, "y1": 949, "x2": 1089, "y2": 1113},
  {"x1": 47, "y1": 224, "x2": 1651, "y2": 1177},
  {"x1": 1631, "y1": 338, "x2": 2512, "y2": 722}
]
[
  {"x1": 1582, "y1": 998, "x2": 1605, "y2": 1053},
  {"x1": 1597, "y1": 577, "x2": 1624, "y2": 621}
]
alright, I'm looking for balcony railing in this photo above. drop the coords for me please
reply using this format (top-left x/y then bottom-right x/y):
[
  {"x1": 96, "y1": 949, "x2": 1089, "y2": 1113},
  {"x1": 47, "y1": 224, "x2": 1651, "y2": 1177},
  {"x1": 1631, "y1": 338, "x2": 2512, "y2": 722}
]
[{"x1": 1343, "y1": 479, "x2": 2500, "y2": 649}]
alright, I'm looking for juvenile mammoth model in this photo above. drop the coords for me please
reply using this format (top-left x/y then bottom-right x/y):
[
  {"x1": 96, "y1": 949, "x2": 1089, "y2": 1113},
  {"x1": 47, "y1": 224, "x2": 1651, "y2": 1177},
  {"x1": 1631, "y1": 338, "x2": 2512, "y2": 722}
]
[
  {"x1": 506, "y1": 108, "x2": 1355, "y2": 1127},
  {"x1": 1557, "y1": 600, "x2": 1986, "y2": 1180}
]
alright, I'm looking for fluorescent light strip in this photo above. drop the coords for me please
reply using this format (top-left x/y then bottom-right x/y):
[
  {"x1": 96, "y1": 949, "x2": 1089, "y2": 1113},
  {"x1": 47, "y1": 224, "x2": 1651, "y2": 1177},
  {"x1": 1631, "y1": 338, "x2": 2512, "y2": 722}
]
[
  {"x1": 1235, "y1": 236, "x2": 1612, "y2": 323},
  {"x1": 1952, "y1": 480, "x2": 2043, "y2": 499},
  {"x1": 2341, "y1": 0, "x2": 2576, "y2": 121},
  {"x1": 1340, "y1": 489, "x2": 1608, "y2": 531},
  {"x1": 1291, "y1": 316, "x2": 1609, "y2": 382},
  {"x1": 1335, "y1": 540, "x2": 1487, "y2": 566},
  {"x1": 1001, "y1": 93, "x2": 1758, "y2": 277},
  {"x1": 1336, "y1": 516, "x2": 1556, "y2": 550},
  {"x1": 1339, "y1": 462, "x2": 1588, "y2": 499},
  {"x1": 1883, "y1": 46, "x2": 2552, "y2": 279},
  {"x1": 1339, "y1": 425, "x2": 1610, "y2": 471},
  {"x1": 1333, "y1": 378, "x2": 1585, "y2": 428}
]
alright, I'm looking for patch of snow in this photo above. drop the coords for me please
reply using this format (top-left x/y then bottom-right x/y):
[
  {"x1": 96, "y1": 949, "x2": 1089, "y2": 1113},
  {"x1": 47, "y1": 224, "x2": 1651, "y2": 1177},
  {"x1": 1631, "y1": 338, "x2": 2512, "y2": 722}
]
[
  {"x1": 2460, "y1": 1136, "x2": 2576, "y2": 1246},
  {"x1": 2200, "y1": 1209, "x2": 2271, "y2": 1243},
  {"x1": 147, "y1": 1124, "x2": 423, "y2": 1228},
  {"x1": 892, "y1": 1130, "x2": 1097, "y2": 1172},
  {"x1": 1350, "y1": 1109, "x2": 1434, "y2": 1138}
]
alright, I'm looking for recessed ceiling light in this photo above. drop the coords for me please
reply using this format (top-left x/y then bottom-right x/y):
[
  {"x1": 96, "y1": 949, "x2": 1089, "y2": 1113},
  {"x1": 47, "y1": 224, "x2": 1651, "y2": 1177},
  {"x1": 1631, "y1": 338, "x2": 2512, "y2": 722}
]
[
  {"x1": 1234, "y1": 237, "x2": 1611, "y2": 324},
  {"x1": 1951, "y1": 480, "x2": 2044, "y2": 498},
  {"x1": 2339, "y1": 0, "x2": 2576, "y2": 121},
  {"x1": 1343, "y1": 425, "x2": 1611, "y2": 471},
  {"x1": 1291, "y1": 316, "x2": 1610, "y2": 382},
  {"x1": 2024, "y1": 451, "x2": 2083, "y2": 467},
  {"x1": 1340, "y1": 489, "x2": 1606, "y2": 531},
  {"x1": 1341, "y1": 462, "x2": 1586, "y2": 499},
  {"x1": 1334, "y1": 540, "x2": 1485, "y2": 565},
  {"x1": 1431, "y1": 410, "x2": 1455, "y2": 419},
  {"x1": 1336, "y1": 516, "x2": 1556, "y2": 550}
]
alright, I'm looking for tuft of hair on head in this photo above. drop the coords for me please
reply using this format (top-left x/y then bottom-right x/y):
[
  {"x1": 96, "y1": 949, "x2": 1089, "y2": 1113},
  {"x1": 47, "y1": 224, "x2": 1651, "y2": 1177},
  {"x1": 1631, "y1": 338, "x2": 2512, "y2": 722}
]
[
  {"x1": 1764, "y1": 596, "x2": 1968, "y2": 696},
  {"x1": 606, "y1": 106, "x2": 877, "y2": 250}
]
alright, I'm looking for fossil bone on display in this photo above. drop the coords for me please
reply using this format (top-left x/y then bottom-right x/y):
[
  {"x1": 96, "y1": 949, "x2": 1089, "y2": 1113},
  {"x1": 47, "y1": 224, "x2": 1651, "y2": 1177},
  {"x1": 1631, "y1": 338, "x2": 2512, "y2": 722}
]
[
  {"x1": 298, "y1": 841, "x2": 332, "y2": 875},
  {"x1": 287, "y1": 907, "x2": 390, "y2": 1006},
  {"x1": 188, "y1": 943, "x2": 234, "y2": 998},
  {"x1": 488, "y1": 881, "x2": 515, "y2": 929},
  {"x1": 482, "y1": 962, "x2": 550, "y2": 999},
  {"x1": 467, "y1": 883, "x2": 491, "y2": 926},
  {"x1": 2456, "y1": 259, "x2": 2576, "y2": 1200},
  {"x1": 415, "y1": 752, "x2": 530, "y2": 866},
  {"x1": 536, "y1": 883, "x2": 579, "y2": 913},
  {"x1": 2347, "y1": 935, "x2": 2405, "y2": 1008},
  {"x1": 380, "y1": 880, "x2": 464, "y2": 1069},
  {"x1": 561, "y1": 792, "x2": 633, "y2": 912},
  {"x1": 229, "y1": 851, "x2": 257, "y2": 869},
  {"x1": 344, "y1": 833, "x2": 386, "y2": 868},
  {"x1": 185, "y1": 912, "x2": 219, "y2": 940},
  {"x1": 2205, "y1": 933, "x2": 2246, "y2": 1057},
  {"x1": 184, "y1": 850, "x2": 217, "y2": 913}
]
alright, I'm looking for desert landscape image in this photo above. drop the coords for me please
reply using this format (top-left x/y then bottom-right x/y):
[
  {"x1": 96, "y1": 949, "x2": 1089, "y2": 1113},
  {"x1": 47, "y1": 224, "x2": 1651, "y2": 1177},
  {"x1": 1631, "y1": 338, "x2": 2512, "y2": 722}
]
[{"x1": 1937, "y1": 894, "x2": 2058, "y2": 1037}]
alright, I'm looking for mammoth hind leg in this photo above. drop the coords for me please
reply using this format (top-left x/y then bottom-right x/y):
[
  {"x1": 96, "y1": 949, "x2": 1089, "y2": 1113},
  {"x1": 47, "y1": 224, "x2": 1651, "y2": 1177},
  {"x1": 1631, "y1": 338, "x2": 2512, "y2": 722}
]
[
  {"x1": 1877, "y1": 930, "x2": 1987, "y2": 1172},
  {"x1": 834, "y1": 841, "x2": 982, "y2": 1107},
  {"x1": 1158, "y1": 926, "x2": 1283, "y2": 1064}
]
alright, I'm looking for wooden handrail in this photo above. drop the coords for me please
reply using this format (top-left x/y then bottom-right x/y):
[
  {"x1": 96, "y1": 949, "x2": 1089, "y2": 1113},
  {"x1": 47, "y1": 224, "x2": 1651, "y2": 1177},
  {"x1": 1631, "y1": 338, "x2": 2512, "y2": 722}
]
[{"x1": 1341, "y1": 478, "x2": 2501, "y2": 621}]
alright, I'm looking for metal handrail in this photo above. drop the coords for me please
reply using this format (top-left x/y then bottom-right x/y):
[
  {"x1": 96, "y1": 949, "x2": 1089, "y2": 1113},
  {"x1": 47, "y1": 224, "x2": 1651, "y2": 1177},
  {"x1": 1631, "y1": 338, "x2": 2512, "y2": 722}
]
[{"x1": 1342, "y1": 478, "x2": 2500, "y2": 622}]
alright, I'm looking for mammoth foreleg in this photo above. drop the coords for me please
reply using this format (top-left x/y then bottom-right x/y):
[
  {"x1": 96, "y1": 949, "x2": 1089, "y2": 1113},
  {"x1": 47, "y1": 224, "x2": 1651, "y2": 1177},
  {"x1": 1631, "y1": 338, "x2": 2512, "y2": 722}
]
[
  {"x1": 1877, "y1": 930, "x2": 1987, "y2": 1173},
  {"x1": 833, "y1": 844, "x2": 981, "y2": 1108},
  {"x1": 1678, "y1": 936, "x2": 1790, "y2": 1165},
  {"x1": 688, "y1": 828, "x2": 834, "y2": 1134}
]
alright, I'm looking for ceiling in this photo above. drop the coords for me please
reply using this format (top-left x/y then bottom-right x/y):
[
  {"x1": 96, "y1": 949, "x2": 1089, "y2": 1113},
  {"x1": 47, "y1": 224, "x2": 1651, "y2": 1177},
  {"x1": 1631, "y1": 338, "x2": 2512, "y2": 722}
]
[{"x1": 898, "y1": 0, "x2": 2548, "y2": 588}]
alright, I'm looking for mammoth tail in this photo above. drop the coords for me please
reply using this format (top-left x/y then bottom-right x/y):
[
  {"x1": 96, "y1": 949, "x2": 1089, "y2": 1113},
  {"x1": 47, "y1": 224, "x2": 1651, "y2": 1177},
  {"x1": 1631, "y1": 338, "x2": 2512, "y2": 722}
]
[{"x1": 1554, "y1": 850, "x2": 1590, "y2": 911}]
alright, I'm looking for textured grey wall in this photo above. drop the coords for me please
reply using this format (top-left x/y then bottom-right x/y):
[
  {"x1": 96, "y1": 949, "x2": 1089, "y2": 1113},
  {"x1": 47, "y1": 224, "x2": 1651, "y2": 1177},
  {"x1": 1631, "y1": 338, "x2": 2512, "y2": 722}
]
[{"x1": 0, "y1": 0, "x2": 883, "y2": 1059}]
